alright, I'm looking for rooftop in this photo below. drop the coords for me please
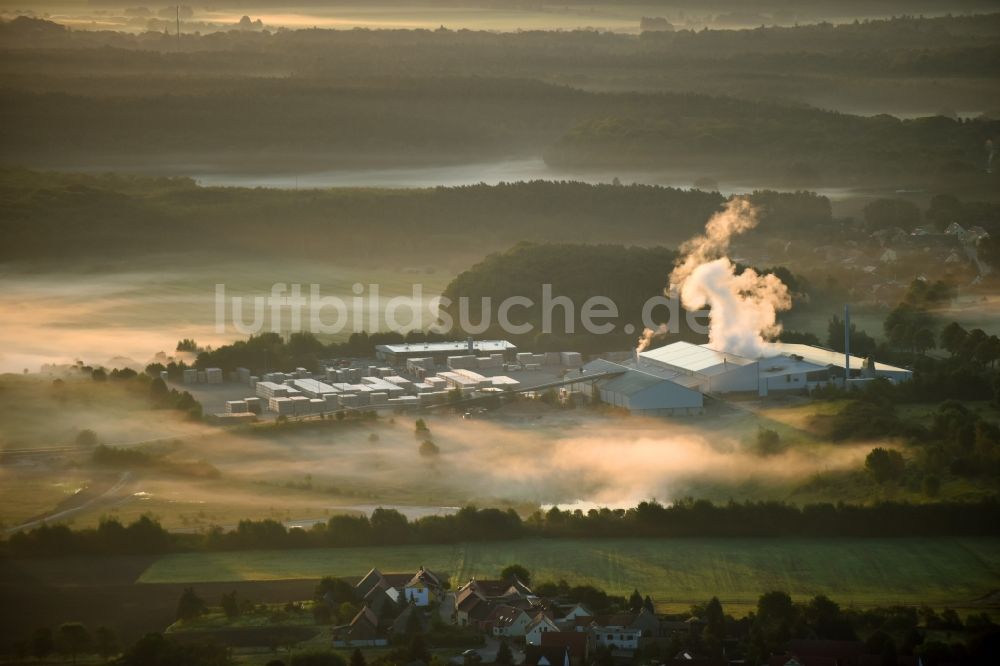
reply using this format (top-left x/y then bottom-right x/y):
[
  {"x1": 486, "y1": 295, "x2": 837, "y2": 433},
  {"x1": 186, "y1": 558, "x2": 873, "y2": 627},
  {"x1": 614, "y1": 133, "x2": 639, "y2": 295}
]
[
  {"x1": 377, "y1": 340, "x2": 516, "y2": 354},
  {"x1": 767, "y1": 342, "x2": 911, "y2": 374},
  {"x1": 292, "y1": 378, "x2": 338, "y2": 394},
  {"x1": 757, "y1": 356, "x2": 827, "y2": 378},
  {"x1": 640, "y1": 341, "x2": 755, "y2": 374}
]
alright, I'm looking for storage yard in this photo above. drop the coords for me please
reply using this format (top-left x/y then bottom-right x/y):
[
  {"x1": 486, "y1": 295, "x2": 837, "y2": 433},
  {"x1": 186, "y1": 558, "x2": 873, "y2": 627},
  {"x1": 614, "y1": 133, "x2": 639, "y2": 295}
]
[{"x1": 176, "y1": 339, "x2": 586, "y2": 420}]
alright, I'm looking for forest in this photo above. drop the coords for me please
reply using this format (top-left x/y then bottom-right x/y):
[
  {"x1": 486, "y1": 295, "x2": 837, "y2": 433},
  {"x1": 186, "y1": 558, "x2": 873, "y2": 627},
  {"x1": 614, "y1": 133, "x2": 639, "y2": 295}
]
[
  {"x1": 0, "y1": 169, "x2": 834, "y2": 263},
  {"x1": 1, "y1": 14, "x2": 998, "y2": 189},
  {"x1": 544, "y1": 109, "x2": 995, "y2": 182}
]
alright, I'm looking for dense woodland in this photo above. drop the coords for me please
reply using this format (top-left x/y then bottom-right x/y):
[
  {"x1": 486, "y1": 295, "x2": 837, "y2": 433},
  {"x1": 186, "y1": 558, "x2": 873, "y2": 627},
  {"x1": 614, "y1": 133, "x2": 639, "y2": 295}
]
[
  {"x1": 545, "y1": 110, "x2": 995, "y2": 182},
  {"x1": 0, "y1": 169, "x2": 837, "y2": 263},
  {"x1": 0, "y1": 15, "x2": 998, "y2": 188}
]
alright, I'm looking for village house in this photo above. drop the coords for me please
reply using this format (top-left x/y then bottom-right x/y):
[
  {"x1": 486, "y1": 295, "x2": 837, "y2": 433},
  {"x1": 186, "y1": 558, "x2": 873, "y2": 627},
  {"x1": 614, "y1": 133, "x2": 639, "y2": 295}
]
[
  {"x1": 355, "y1": 566, "x2": 445, "y2": 608},
  {"x1": 335, "y1": 565, "x2": 664, "y2": 659},
  {"x1": 630, "y1": 607, "x2": 661, "y2": 637},
  {"x1": 459, "y1": 574, "x2": 533, "y2": 600},
  {"x1": 355, "y1": 568, "x2": 409, "y2": 599},
  {"x1": 454, "y1": 581, "x2": 489, "y2": 627},
  {"x1": 404, "y1": 566, "x2": 447, "y2": 606},
  {"x1": 589, "y1": 613, "x2": 643, "y2": 651},
  {"x1": 566, "y1": 615, "x2": 598, "y2": 633},
  {"x1": 525, "y1": 611, "x2": 560, "y2": 645},
  {"x1": 391, "y1": 602, "x2": 431, "y2": 636},
  {"x1": 560, "y1": 603, "x2": 594, "y2": 622},
  {"x1": 524, "y1": 645, "x2": 571, "y2": 666},
  {"x1": 453, "y1": 574, "x2": 534, "y2": 627},
  {"x1": 455, "y1": 592, "x2": 493, "y2": 628},
  {"x1": 490, "y1": 604, "x2": 535, "y2": 637},
  {"x1": 541, "y1": 632, "x2": 589, "y2": 666},
  {"x1": 333, "y1": 606, "x2": 388, "y2": 648},
  {"x1": 361, "y1": 583, "x2": 399, "y2": 617}
]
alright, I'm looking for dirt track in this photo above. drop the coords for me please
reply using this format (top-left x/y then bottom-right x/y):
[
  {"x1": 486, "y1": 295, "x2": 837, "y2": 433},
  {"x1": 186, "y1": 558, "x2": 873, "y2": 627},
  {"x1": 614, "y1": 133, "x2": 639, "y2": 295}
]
[{"x1": 4, "y1": 471, "x2": 135, "y2": 534}]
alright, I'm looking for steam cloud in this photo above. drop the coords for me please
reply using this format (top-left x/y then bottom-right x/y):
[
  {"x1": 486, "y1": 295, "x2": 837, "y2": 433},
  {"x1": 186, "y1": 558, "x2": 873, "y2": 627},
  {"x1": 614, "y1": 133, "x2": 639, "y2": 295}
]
[{"x1": 662, "y1": 198, "x2": 791, "y2": 358}]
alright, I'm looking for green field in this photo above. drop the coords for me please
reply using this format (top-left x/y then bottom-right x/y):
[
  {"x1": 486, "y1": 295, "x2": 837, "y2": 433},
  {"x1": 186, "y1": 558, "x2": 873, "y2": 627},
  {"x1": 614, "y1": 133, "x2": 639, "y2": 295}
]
[{"x1": 140, "y1": 538, "x2": 1000, "y2": 614}]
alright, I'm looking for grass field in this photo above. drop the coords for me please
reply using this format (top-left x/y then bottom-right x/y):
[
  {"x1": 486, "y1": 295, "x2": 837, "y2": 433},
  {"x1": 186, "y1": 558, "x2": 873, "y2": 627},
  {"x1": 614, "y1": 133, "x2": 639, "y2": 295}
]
[
  {"x1": 139, "y1": 537, "x2": 1000, "y2": 615},
  {"x1": 0, "y1": 472, "x2": 92, "y2": 528}
]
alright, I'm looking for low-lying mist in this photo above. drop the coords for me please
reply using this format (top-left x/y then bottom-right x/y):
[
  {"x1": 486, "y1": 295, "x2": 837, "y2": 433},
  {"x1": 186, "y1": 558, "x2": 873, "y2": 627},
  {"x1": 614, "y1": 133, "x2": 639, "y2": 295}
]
[
  {"x1": 0, "y1": 379, "x2": 878, "y2": 529},
  {"x1": 182, "y1": 412, "x2": 871, "y2": 511}
]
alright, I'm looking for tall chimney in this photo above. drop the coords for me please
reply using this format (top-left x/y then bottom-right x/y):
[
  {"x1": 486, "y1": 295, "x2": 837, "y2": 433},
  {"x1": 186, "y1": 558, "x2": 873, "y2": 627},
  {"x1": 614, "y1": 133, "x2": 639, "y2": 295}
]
[{"x1": 844, "y1": 304, "x2": 851, "y2": 384}]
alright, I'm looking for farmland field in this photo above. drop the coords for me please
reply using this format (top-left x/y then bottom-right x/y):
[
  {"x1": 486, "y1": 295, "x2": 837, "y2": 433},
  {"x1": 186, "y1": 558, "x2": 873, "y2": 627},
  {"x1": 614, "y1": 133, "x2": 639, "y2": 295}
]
[{"x1": 139, "y1": 537, "x2": 1000, "y2": 615}]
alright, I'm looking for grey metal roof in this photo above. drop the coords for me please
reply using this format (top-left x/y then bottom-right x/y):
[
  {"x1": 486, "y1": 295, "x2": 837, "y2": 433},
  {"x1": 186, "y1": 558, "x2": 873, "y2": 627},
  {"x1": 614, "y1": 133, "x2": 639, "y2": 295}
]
[
  {"x1": 600, "y1": 371, "x2": 667, "y2": 396},
  {"x1": 377, "y1": 340, "x2": 516, "y2": 353},
  {"x1": 640, "y1": 341, "x2": 755, "y2": 374}
]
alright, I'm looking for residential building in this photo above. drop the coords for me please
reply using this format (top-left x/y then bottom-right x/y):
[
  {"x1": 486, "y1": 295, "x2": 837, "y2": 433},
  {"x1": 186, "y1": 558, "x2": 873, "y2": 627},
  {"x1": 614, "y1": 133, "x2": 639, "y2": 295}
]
[
  {"x1": 404, "y1": 566, "x2": 446, "y2": 606},
  {"x1": 524, "y1": 645, "x2": 571, "y2": 666},
  {"x1": 541, "y1": 632, "x2": 589, "y2": 666},
  {"x1": 525, "y1": 612, "x2": 560, "y2": 645},
  {"x1": 333, "y1": 607, "x2": 388, "y2": 647},
  {"x1": 355, "y1": 567, "x2": 444, "y2": 609},
  {"x1": 589, "y1": 614, "x2": 642, "y2": 651},
  {"x1": 490, "y1": 604, "x2": 534, "y2": 637}
]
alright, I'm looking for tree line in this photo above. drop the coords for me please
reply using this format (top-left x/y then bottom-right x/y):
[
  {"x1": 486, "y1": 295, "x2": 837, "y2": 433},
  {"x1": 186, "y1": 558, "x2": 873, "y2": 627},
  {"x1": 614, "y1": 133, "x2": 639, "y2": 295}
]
[
  {"x1": 545, "y1": 108, "x2": 997, "y2": 184},
  {"x1": 65, "y1": 360, "x2": 204, "y2": 421},
  {"x1": 2, "y1": 13, "x2": 995, "y2": 85},
  {"x1": 1, "y1": 169, "x2": 742, "y2": 262},
  {"x1": 4, "y1": 500, "x2": 998, "y2": 558}
]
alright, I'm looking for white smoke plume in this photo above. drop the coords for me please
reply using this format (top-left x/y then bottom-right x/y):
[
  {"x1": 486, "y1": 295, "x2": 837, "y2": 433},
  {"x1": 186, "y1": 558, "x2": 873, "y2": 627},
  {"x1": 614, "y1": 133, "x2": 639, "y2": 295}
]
[
  {"x1": 635, "y1": 324, "x2": 667, "y2": 354},
  {"x1": 667, "y1": 198, "x2": 791, "y2": 358}
]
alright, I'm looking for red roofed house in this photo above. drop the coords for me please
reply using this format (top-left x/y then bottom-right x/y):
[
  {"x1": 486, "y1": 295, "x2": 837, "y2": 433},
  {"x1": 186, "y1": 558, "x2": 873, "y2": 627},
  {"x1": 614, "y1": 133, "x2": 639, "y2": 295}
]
[{"x1": 541, "y1": 631, "x2": 589, "y2": 666}]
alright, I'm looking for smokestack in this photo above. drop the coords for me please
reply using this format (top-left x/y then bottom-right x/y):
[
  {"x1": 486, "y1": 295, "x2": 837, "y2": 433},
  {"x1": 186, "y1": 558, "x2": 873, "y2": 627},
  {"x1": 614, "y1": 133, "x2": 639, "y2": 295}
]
[
  {"x1": 176, "y1": 5, "x2": 180, "y2": 43},
  {"x1": 844, "y1": 304, "x2": 851, "y2": 384}
]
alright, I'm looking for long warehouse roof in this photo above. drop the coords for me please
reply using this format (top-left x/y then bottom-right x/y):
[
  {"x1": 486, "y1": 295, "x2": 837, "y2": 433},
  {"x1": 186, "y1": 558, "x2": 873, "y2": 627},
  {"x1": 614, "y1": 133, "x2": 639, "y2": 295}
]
[
  {"x1": 640, "y1": 341, "x2": 756, "y2": 374},
  {"x1": 376, "y1": 340, "x2": 516, "y2": 353},
  {"x1": 766, "y1": 342, "x2": 911, "y2": 374}
]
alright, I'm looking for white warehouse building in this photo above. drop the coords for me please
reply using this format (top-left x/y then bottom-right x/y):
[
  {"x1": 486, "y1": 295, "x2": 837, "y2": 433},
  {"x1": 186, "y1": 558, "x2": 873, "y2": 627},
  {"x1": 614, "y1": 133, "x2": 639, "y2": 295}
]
[
  {"x1": 583, "y1": 340, "x2": 912, "y2": 415},
  {"x1": 637, "y1": 340, "x2": 912, "y2": 398},
  {"x1": 638, "y1": 342, "x2": 761, "y2": 393}
]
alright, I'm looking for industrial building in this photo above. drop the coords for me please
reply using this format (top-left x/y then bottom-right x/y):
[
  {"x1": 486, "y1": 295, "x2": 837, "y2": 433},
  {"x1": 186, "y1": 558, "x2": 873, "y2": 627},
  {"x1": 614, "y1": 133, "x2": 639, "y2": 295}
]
[
  {"x1": 200, "y1": 331, "x2": 914, "y2": 421},
  {"x1": 637, "y1": 340, "x2": 911, "y2": 398},
  {"x1": 376, "y1": 340, "x2": 517, "y2": 365},
  {"x1": 583, "y1": 358, "x2": 704, "y2": 416},
  {"x1": 583, "y1": 340, "x2": 912, "y2": 415},
  {"x1": 766, "y1": 342, "x2": 913, "y2": 385},
  {"x1": 638, "y1": 342, "x2": 761, "y2": 394}
]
